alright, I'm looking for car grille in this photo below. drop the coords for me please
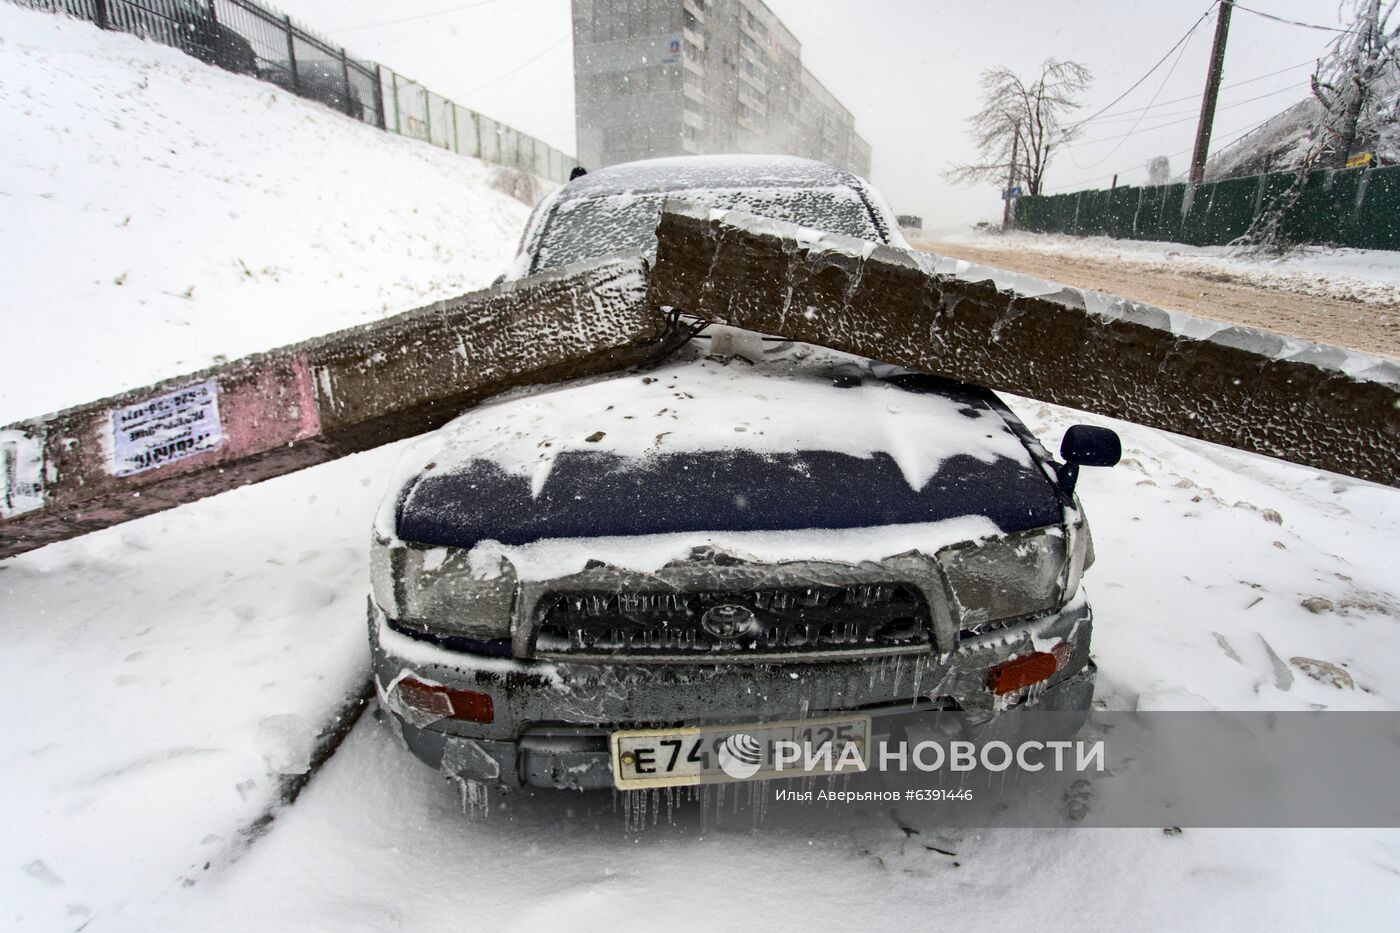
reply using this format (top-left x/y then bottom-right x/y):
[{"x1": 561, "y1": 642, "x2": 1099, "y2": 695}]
[{"x1": 532, "y1": 583, "x2": 932, "y2": 660}]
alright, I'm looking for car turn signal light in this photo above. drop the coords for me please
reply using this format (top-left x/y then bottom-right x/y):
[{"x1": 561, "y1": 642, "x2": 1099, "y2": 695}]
[
  {"x1": 986, "y1": 652, "x2": 1058, "y2": 696},
  {"x1": 398, "y1": 677, "x2": 495, "y2": 724}
]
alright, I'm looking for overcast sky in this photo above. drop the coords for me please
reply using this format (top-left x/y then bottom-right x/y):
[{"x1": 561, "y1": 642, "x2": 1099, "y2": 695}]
[{"x1": 274, "y1": 0, "x2": 1349, "y2": 233}]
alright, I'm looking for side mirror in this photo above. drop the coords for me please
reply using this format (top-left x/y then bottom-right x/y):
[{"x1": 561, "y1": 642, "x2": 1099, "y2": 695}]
[{"x1": 1055, "y1": 424, "x2": 1121, "y2": 495}]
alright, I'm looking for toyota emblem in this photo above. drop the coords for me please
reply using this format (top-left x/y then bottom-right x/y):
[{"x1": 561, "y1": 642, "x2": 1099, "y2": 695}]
[{"x1": 700, "y1": 604, "x2": 755, "y2": 639}]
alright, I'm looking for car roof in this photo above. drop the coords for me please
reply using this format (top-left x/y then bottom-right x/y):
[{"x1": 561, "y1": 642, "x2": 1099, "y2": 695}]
[
  {"x1": 506, "y1": 154, "x2": 903, "y2": 280},
  {"x1": 561, "y1": 154, "x2": 868, "y2": 199}
]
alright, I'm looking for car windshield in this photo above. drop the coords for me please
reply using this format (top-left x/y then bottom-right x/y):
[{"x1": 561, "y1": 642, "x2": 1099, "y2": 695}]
[{"x1": 530, "y1": 185, "x2": 882, "y2": 272}]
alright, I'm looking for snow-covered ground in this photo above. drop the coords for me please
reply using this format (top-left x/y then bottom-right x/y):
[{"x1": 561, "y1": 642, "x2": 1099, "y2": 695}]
[
  {"x1": 8, "y1": 376, "x2": 1399, "y2": 932},
  {"x1": 0, "y1": 3, "x2": 534, "y2": 425},
  {"x1": 931, "y1": 227, "x2": 1400, "y2": 308},
  {"x1": 3, "y1": 6, "x2": 1400, "y2": 932}
]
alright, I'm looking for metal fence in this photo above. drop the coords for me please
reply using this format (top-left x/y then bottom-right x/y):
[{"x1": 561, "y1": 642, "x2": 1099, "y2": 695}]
[
  {"x1": 14, "y1": 0, "x2": 580, "y2": 184},
  {"x1": 381, "y1": 69, "x2": 575, "y2": 182},
  {"x1": 1015, "y1": 164, "x2": 1400, "y2": 252}
]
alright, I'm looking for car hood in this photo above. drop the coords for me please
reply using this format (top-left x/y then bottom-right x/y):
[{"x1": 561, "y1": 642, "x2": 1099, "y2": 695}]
[{"x1": 391, "y1": 344, "x2": 1064, "y2": 551}]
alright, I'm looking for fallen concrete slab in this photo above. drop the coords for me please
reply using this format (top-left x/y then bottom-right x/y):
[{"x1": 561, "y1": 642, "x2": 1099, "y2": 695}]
[
  {"x1": 7, "y1": 207, "x2": 1397, "y2": 561},
  {"x1": 0, "y1": 257, "x2": 661, "y2": 560},
  {"x1": 649, "y1": 200, "x2": 1400, "y2": 489}
]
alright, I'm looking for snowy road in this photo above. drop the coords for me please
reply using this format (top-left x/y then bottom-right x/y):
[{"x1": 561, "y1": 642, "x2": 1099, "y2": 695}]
[{"x1": 916, "y1": 230, "x2": 1400, "y2": 358}]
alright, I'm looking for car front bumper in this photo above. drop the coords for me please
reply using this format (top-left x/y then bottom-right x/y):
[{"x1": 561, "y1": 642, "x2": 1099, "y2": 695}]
[{"x1": 368, "y1": 595, "x2": 1096, "y2": 790}]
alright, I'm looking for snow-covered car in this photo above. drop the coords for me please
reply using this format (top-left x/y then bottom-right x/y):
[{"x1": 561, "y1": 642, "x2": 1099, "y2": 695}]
[{"x1": 368, "y1": 155, "x2": 1120, "y2": 794}]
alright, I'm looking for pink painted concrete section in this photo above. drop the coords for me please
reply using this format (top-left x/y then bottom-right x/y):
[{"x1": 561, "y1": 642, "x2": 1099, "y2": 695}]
[{"x1": 42, "y1": 352, "x2": 321, "y2": 511}]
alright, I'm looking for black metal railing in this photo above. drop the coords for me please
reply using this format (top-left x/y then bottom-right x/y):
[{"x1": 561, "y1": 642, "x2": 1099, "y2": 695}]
[
  {"x1": 17, "y1": 0, "x2": 387, "y2": 130},
  {"x1": 13, "y1": 0, "x2": 581, "y2": 185}
]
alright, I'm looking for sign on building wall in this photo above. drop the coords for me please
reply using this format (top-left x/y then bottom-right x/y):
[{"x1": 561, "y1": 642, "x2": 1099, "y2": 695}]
[{"x1": 576, "y1": 35, "x2": 683, "y2": 74}]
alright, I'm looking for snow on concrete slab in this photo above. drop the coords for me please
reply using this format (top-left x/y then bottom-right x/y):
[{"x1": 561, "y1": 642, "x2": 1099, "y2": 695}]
[
  {"x1": 0, "y1": 2, "x2": 533, "y2": 425},
  {"x1": 935, "y1": 228, "x2": 1400, "y2": 308}
]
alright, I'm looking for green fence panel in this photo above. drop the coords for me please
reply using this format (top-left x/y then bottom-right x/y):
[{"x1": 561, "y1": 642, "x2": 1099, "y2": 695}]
[
  {"x1": 1017, "y1": 192, "x2": 1053, "y2": 232},
  {"x1": 1078, "y1": 189, "x2": 1107, "y2": 236},
  {"x1": 1016, "y1": 164, "x2": 1400, "y2": 251},
  {"x1": 1207, "y1": 175, "x2": 1259, "y2": 243},
  {"x1": 1103, "y1": 186, "x2": 1130, "y2": 239},
  {"x1": 1335, "y1": 167, "x2": 1373, "y2": 246},
  {"x1": 1291, "y1": 168, "x2": 1353, "y2": 245},
  {"x1": 1353, "y1": 165, "x2": 1400, "y2": 250},
  {"x1": 1254, "y1": 170, "x2": 1296, "y2": 244},
  {"x1": 1134, "y1": 185, "x2": 1168, "y2": 241},
  {"x1": 1056, "y1": 194, "x2": 1076, "y2": 233}
]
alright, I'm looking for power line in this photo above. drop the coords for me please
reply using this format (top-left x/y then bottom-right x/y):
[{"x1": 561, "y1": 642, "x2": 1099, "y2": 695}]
[
  {"x1": 460, "y1": 32, "x2": 571, "y2": 98},
  {"x1": 1071, "y1": 81, "x2": 1306, "y2": 146},
  {"x1": 330, "y1": 0, "x2": 517, "y2": 34},
  {"x1": 1233, "y1": 3, "x2": 1347, "y2": 32},
  {"x1": 1042, "y1": 110, "x2": 1283, "y2": 193},
  {"x1": 1086, "y1": 70, "x2": 1311, "y2": 123},
  {"x1": 1068, "y1": 2, "x2": 1220, "y2": 129},
  {"x1": 1069, "y1": 9, "x2": 1204, "y2": 169},
  {"x1": 1076, "y1": 60, "x2": 1314, "y2": 125},
  {"x1": 349, "y1": 0, "x2": 552, "y2": 48}
]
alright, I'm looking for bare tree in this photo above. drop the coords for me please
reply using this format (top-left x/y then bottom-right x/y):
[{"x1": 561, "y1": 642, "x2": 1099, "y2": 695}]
[
  {"x1": 945, "y1": 59, "x2": 1093, "y2": 197},
  {"x1": 1312, "y1": 0, "x2": 1400, "y2": 169}
]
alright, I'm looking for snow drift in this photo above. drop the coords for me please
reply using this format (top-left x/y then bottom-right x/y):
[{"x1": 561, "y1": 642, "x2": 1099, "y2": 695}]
[{"x1": 0, "y1": 2, "x2": 536, "y2": 426}]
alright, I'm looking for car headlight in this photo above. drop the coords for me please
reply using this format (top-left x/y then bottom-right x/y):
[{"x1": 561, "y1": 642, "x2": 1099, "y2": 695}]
[
  {"x1": 935, "y1": 527, "x2": 1068, "y2": 632},
  {"x1": 370, "y1": 535, "x2": 516, "y2": 639}
]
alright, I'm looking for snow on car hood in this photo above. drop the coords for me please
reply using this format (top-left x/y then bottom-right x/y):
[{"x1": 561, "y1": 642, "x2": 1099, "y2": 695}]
[{"x1": 383, "y1": 339, "x2": 1064, "y2": 563}]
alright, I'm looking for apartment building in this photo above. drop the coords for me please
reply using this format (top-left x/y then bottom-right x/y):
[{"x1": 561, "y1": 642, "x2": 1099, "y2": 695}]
[{"x1": 572, "y1": 0, "x2": 872, "y2": 177}]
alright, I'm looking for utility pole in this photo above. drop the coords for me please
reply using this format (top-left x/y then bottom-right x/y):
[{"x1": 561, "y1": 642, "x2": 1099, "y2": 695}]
[
  {"x1": 1189, "y1": 0, "x2": 1233, "y2": 184},
  {"x1": 1003, "y1": 123, "x2": 1020, "y2": 229}
]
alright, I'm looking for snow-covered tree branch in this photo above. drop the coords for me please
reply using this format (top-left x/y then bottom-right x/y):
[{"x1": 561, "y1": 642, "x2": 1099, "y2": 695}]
[{"x1": 1311, "y1": 0, "x2": 1400, "y2": 169}]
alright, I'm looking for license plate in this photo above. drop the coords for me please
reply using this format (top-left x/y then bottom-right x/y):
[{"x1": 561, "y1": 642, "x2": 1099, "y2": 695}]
[{"x1": 610, "y1": 714, "x2": 872, "y2": 790}]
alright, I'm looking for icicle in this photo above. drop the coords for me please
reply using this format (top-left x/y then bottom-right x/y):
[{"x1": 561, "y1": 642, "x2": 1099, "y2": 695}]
[{"x1": 456, "y1": 777, "x2": 490, "y2": 821}]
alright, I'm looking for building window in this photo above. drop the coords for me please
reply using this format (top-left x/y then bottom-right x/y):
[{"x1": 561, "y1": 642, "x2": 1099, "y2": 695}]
[
  {"x1": 741, "y1": 8, "x2": 768, "y2": 39},
  {"x1": 683, "y1": 9, "x2": 699, "y2": 31}
]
